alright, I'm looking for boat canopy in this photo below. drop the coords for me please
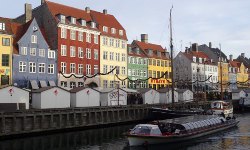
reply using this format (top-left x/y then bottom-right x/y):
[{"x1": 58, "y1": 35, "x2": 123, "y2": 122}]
[{"x1": 130, "y1": 124, "x2": 162, "y2": 136}]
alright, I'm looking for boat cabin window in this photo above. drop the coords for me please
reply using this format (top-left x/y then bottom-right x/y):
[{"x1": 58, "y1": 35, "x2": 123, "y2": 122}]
[{"x1": 131, "y1": 125, "x2": 162, "y2": 135}]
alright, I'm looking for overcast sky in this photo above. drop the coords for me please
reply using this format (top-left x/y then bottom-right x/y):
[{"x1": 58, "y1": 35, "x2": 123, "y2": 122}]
[{"x1": 1, "y1": 0, "x2": 249, "y2": 58}]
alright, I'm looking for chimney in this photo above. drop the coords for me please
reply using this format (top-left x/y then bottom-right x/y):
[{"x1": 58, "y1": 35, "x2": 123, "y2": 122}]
[
  {"x1": 229, "y1": 54, "x2": 233, "y2": 61},
  {"x1": 41, "y1": 0, "x2": 45, "y2": 5},
  {"x1": 85, "y1": 7, "x2": 90, "y2": 13},
  {"x1": 241, "y1": 53, "x2": 245, "y2": 58},
  {"x1": 185, "y1": 47, "x2": 188, "y2": 53},
  {"x1": 192, "y1": 43, "x2": 198, "y2": 52},
  {"x1": 209, "y1": 42, "x2": 212, "y2": 48},
  {"x1": 141, "y1": 34, "x2": 148, "y2": 43},
  {"x1": 25, "y1": 3, "x2": 32, "y2": 23},
  {"x1": 103, "y1": 9, "x2": 107, "y2": 15}
]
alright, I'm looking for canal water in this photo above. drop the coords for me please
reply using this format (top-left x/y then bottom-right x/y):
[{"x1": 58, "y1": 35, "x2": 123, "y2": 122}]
[{"x1": 0, "y1": 113, "x2": 249, "y2": 150}]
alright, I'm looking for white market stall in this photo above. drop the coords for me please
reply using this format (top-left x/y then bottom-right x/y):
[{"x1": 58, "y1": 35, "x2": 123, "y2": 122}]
[
  {"x1": 70, "y1": 87, "x2": 100, "y2": 107},
  {"x1": 176, "y1": 89, "x2": 193, "y2": 102},
  {"x1": 232, "y1": 89, "x2": 246, "y2": 100},
  {"x1": 137, "y1": 88, "x2": 160, "y2": 104},
  {"x1": 158, "y1": 88, "x2": 178, "y2": 104},
  {"x1": 32, "y1": 86, "x2": 70, "y2": 109},
  {"x1": 0, "y1": 85, "x2": 29, "y2": 110},
  {"x1": 96, "y1": 88, "x2": 127, "y2": 106}
]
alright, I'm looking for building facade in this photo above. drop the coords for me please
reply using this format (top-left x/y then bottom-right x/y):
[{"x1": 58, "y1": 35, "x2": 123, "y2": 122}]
[
  {"x1": 132, "y1": 34, "x2": 171, "y2": 90},
  {"x1": 12, "y1": 18, "x2": 57, "y2": 89},
  {"x1": 127, "y1": 44, "x2": 148, "y2": 89},
  {"x1": 0, "y1": 17, "x2": 12, "y2": 86},
  {"x1": 91, "y1": 10, "x2": 128, "y2": 88}
]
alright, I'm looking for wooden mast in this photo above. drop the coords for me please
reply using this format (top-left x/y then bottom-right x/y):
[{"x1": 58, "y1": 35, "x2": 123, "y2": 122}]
[
  {"x1": 170, "y1": 6, "x2": 175, "y2": 104},
  {"x1": 219, "y1": 44, "x2": 223, "y2": 100}
]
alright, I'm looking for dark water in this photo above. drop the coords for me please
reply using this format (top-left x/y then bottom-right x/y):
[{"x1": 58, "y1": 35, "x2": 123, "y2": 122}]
[{"x1": 0, "y1": 113, "x2": 250, "y2": 150}]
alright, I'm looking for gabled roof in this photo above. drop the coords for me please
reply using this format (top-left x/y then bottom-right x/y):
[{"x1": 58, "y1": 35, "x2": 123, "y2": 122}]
[
  {"x1": 236, "y1": 55, "x2": 250, "y2": 68},
  {"x1": 127, "y1": 44, "x2": 148, "y2": 58},
  {"x1": 229, "y1": 60, "x2": 241, "y2": 68},
  {"x1": 90, "y1": 10, "x2": 127, "y2": 40},
  {"x1": 0, "y1": 17, "x2": 13, "y2": 35},
  {"x1": 198, "y1": 44, "x2": 228, "y2": 63},
  {"x1": 182, "y1": 51, "x2": 215, "y2": 65},
  {"x1": 32, "y1": 86, "x2": 69, "y2": 93},
  {"x1": 137, "y1": 88, "x2": 156, "y2": 94},
  {"x1": 69, "y1": 87, "x2": 100, "y2": 93},
  {"x1": 133, "y1": 40, "x2": 169, "y2": 60}
]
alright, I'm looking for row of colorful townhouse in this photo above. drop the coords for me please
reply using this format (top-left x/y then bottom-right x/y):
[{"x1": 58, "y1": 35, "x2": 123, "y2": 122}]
[
  {"x1": 0, "y1": 0, "x2": 171, "y2": 90},
  {"x1": 174, "y1": 43, "x2": 249, "y2": 93}
]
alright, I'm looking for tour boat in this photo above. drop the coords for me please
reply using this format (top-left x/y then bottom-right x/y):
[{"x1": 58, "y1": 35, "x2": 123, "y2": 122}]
[
  {"x1": 210, "y1": 101, "x2": 233, "y2": 117},
  {"x1": 126, "y1": 115, "x2": 239, "y2": 146}
]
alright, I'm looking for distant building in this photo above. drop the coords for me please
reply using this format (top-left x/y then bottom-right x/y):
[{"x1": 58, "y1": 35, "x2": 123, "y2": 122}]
[
  {"x1": 127, "y1": 44, "x2": 148, "y2": 89},
  {"x1": 236, "y1": 53, "x2": 250, "y2": 87},
  {"x1": 229, "y1": 59, "x2": 248, "y2": 88},
  {"x1": 12, "y1": 18, "x2": 57, "y2": 89},
  {"x1": 228, "y1": 55, "x2": 238, "y2": 90},
  {"x1": 0, "y1": 17, "x2": 12, "y2": 86}
]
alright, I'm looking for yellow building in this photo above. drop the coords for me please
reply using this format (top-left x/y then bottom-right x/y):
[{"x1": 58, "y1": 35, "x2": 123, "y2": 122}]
[
  {"x1": 91, "y1": 10, "x2": 128, "y2": 88},
  {"x1": 218, "y1": 61, "x2": 229, "y2": 91},
  {"x1": 237, "y1": 62, "x2": 248, "y2": 87},
  {"x1": 0, "y1": 17, "x2": 12, "y2": 86},
  {"x1": 132, "y1": 34, "x2": 171, "y2": 90}
]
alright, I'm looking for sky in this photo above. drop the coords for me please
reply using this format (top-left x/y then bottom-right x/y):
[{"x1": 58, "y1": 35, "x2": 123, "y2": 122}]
[{"x1": 1, "y1": 0, "x2": 250, "y2": 58}]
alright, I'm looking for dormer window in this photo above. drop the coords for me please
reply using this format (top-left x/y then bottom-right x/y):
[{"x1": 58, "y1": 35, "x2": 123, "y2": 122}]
[
  {"x1": 193, "y1": 56, "x2": 196, "y2": 62},
  {"x1": 157, "y1": 51, "x2": 161, "y2": 57},
  {"x1": 119, "y1": 30, "x2": 123, "y2": 36},
  {"x1": 148, "y1": 49, "x2": 153, "y2": 56},
  {"x1": 91, "y1": 22, "x2": 96, "y2": 28},
  {"x1": 0, "y1": 23, "x2": 5, "y2": 30},
  {"x1": 79, "y1": 19, "x2": 86, "y2": 26},
  {"x1": 59, "y1": 15, "x2": 66, "y2": 24},
  {"x1": 71, "y1": 17, "x2": 76, "y2": 24},
  {"x1": 128, "y1": 47, "x2": 132, "y2": 53},
  {"x1": 111, "y1": 28, "x2": 116, "y2": 34},
  {"x1": 199, "y1": 58, "x2": 202, "y2": 63},
  {"x1": 136, "y1": 48, "x2": 140, "y2": 55},
  {"x1": 103, "y1": 26, "x2": 108, "y2": 32}
]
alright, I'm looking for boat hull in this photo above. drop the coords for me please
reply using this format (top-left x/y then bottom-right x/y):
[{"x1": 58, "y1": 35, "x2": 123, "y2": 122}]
[{"x1": 127, "y1": 121, "x2": 239, "y2": 146}]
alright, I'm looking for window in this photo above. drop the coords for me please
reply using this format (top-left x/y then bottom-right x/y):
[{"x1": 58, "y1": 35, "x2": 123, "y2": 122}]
[
  {"x1": 91, "y1": 22, "x2": 96, "y2": 28},
  {"x1": 48, "y1": 64, "x2": 54, "y2": 74},
  {"x1": 157, "y1": 60, "x2": 160, "y2": 66},
  {"x1": 78, "y1": 31, "x2": 83, "y2": 41},
  {"x1": 71, "y1": 17, "x2": 76, "y2": 24},
  {"x1": 110, "y1": 65, "x2": 114, "y2": 74},
  {"x1": 80, "y1": 19, "x2": 86, "y2": 26},
  {"x1": 78, "y1": 82, "x2": 84, "y2": 87},
  {"x1": 103, "y1": 65, "x2": 108, "y2": 73},
  {"x1": 116, "y1": 53, "x2": 120, "y2": 61},
  {"x1": 78, "y1": 47, "x2": 83, "y2": 58},
  {"x1": 30, "y1": 48, "x2": 36, "y2": 56},
  {"x1": 111, "y1": 28, "x2": 116, "y2": 34},
  {"x1": 122, "y1": 67, "x2": 126, "y2": 75},
  {"x1": 19, "y1": 61, "x2": 26, "y2": 72},
  {"x1": 61, "y1": 81, "x2": 67, "y2": 87},
  {"x1": 122, "y1": 41, "x2": 126, "y2": 49},
  {"x1": 48, "y1": 50, "x2": 55, "y2": 58},
  {"x1": 153, "y1": 71, "x2": 156, "y2": 78},
  {"x1": 110, "y1": 81, "x2": 114, "y2": 88},
  {"x1": 39, "y1": 49, "x2": 45, "y2": 57},
  {"x1": 144, "y1": 70, "x2": 147, "y2": 77},
  {"x1": 103, "y1": 51, "x2": 108, "y2": 60},
  {"x1": 132, "y1": 69, "x2": 135, "y2": 76},
  {"x1": 122, "y1": 53, "x2": 126, "y2": 62},
  {"x1": 78, "y1": 64, "x2": 83, "y2": 75},
  {"x1": 86, "y1": 64, "x2": 91, "y2": 75},
  {"x1": 86, "y1": 48, "x2": 91, "y2": 59},
  {"x1": 39, "y1": 63, "x2": 45, "y2": 73},
  {"x1": 94, "y1": 49, "x2": 98, "y2": 60},
  {"x1": 110, "y1": 38, "x2": 114, "y2": 46},
  {"x1": 70, "y1": 82, "x2": 76, "y2": 88},
  {"x1": 103, "y1": 26, "x2": 108, "y2": 32},
  {"x1": 70, "y1": 30, "x2": 76, "y2": 40},
  {"x1": 86, "y1": 33, "x2": 91, "y2": 43},
  {"x1": 2, "y1": 38, "x2": 10, "y2": 46},
  {"x1": 31, "y1": 35, "x2": 37, "y2": 43},
  {"x1": 119, "y1": 30, "x2": 123, "y2": 36},
  {"x1": 94, "y1": 65, "x2": 98, "y2": 74},
  {"x1": 70, "y1": 63, "x2": 75, "y2": 73},
  {"x1": 21, "y1": 47, "x2": 27, "y2": 55},
  {"x1": 61, "y1": 27, "x2": 67, "y2": 39},
  {"x1": 0, "y1": 23, "x2": 5, "y2": 30},
  {"x1": 29, "y1": 62, "x2": 36, "y2": 73},
  {"x1": 60, "y1": 15, "x2": 66, "y2": 24},
  {"x1": 103, "y1": 80, "x2": 108, "y2": 88},
  {"x1": 61, "y1": 62, "x2": 66, "y2": 74},
  {"x1": 103, "y1": 37, "x2": 108, "y2": 45},
  {"x1": 115, "y1": 40, "x2": 120, "y2": 48},
  {"x1": 94, "y1": 34, "x2": 98, "y2": 44},
  {"x1": 144, "y1": 59, "x2": 147, "y2": 65},
  {"x1": 116, "y1": 66, "x2": 120, "y2": 74},
  {"x1": 70, "y1": 46, "x2": 76, "y2": 57},
  {"x1": 110, "y1": 52, "x2": 114, "y2": 60},
  {"x1": 1, "y1": 54, "x2": 9, "y2": 66},
  {"x1": 61, "y1": 45, "x2": 67, "y2": 56}
]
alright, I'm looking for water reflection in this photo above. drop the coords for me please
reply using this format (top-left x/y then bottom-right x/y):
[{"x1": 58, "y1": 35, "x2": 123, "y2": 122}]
[{"x1": 0, "y1": 113, "x2": 250, "y2": 150}]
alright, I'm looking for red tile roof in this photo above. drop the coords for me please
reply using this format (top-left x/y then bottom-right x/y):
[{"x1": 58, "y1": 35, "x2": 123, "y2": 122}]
[
  {"x1": 128, "y1": 44, "x2": 148, "y2": 58},
  {"x1": 182, "y1": 51, "x2": 215, "y2": 65},
  {"x1": 90, "y1": 10, "x2": 127, "y2": 40},
  {"x1": 0, "y1": 17, "x2": 13, "y2": 35},
  {"x1": 133, "y1": 40, "x2": 169, "y2": 60},
  {"x1": 229, "y1": 60, "x2": 241, "y2": 68}
]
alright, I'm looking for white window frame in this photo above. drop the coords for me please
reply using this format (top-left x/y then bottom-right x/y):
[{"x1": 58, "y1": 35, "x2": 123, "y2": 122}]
[
  {"x1": 70, "y1": 63, "x2": 76, "y2": 74},
  {"x1": 122, "y1": 53, "x2": 126, "y2": 62},
  {"x1": 19, "y1": 61, "x2": 26, "y2": 72},
  {"x1": 119, "y1": 30, "x2": 123, "y2": 36},
  {"x1": 110, "y1": 52, "x2": 114, "y2": 60},
  {"x1": 78, "y1": 64, "x2": 83, "y2": 75},
  {"x1": 30, "y1": 48, "x2": 36, "y2": 56},
  {"x1": 86, "y1": 48, "x2": 91, "y2": 59},
  {"x1": 61, "y1": 27, "x2": 67, "y2": 39},
  {"x1": 103, "y1": 80, "x2": 108, "y2": 88},
  {"x1": 78, "y1": 31, "x2": 83, "y2": 41},
  {"x1": 21, "y1": 47, "x2": 27, "y2": 55},
  {"x1": 94, "y1": 34, "x2": 98, "y2": 44},
  {"x1": 29, "y1": 62, "x2": 36, "y2": 73},
  {"x1": 48, "y1": 64, "x2": 54, "y2": 74},
  {"x1": 94, "y1": 65, "x2": 98, "y2": 74},
  {"x1": 70, "y1": 30, "x2": 76, "y2": 40},
  {"x1": 94, "y1": 49, "x2": 98, "y2": 60},
  {"x1": 48, "y1": 50, "x2": 55, "y2": 59},
  {"x1": 103, "y1": 26, "x2": 108, "y2": 32},
  {"x1": 39, "y1": 63, "x2": 45, "y2": 73},
  {"x1": 111, "y1": 28, "x2": 116, "y2": 34},
  {"x1": 61, "y1": 45, "x2": 67, "y2": 56},
  {"x1": 31, "y1": 35, "x2": 37, "y2": 43},
  {"x1": 122, "y1": 67, "x2": 126, "y2": 75},
  {"x1": 39, "y1": 49, "x2": 45, "y2": 57},
  {"x1": 70, "y1": 46, "x2": 76, "y2": 57},
  {"x1": 78, "y1": 47, "x2": 83, "y2": 58},
  {"x1": 86, "y1": 64, "x2": 91, "y2": 75},
  {"x1": 122, "y1": 41, "x2": 126, "y2": 49},
  {"x1": 103, "y1": 51, "x2": 108, "y2": 60},
  {"x1": 86, "y1": 33, "x2": 91, "y2": 43},
  {"x1": 61, "y1": 62, "x2": 66, "y2": 74},
  {"x1": 103, "y1": 65, "x2": 108, "y2": 74}
]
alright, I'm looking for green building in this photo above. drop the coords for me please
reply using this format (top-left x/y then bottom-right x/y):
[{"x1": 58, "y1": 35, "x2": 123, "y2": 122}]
[{"x1": 127, "y1": 44, "x2": 148, "y2": 89}]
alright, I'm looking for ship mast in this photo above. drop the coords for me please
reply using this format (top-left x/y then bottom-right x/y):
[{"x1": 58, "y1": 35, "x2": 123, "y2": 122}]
[
  {"x1": 170, "y1": 6, "x2": 175, "y2": 104},
  {"x1": 219, "y1": 44, "x2": 223, "y2": 100}
]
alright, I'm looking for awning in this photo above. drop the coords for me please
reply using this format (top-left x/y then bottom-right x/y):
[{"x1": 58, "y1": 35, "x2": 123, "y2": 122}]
[
  {"x1": 40, "y1": 80, "x2": 47, "y2": 88},
  {"x1": 30, "y1": 80, "x2": 39, "y2": 89},
  {"x1": 49, "y1": 80, "x2": 56, "y2": 86}
]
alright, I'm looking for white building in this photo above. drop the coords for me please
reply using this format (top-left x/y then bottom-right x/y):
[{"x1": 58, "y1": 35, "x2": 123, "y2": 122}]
[
  {"x1": 174, "y1": 46, "x2": 218, "y2": 92},
  {"x1": 158, "y1": 88, "x2": 178, "y2": 104},
  {"x1": 70, "y1": 87, "x2": 100, "y2": 107},
  {"x1": 0, "y1": 86, "x2": 29, "y2": 110},
  {"x1": 137, "y1": 88, "x2": 160, "y2": 104},
  {"x1": 32, "y1": 86, "x2": 70, "y2": 109},
  {"x1": 176, "y1": 89, "x2": 193, "y2": 102}
]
